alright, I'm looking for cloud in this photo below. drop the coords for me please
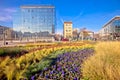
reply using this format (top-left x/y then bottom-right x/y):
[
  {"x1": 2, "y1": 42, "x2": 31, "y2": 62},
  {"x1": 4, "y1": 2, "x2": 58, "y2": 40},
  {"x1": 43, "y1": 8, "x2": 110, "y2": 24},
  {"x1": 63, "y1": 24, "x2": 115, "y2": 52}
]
[
  {"x1": 0, "y1": 8, "x2": 17, "y2": 22},
  {"x1": 60, "y1": 17, "x2": 64, "y2": 24},
  {"x1": 0, "y1": 15, "x2": 12, "y2": 22},
  {"x1": 4, "y1": 8, "x2": 17, "y2": 13},
  {"x1": 72, "y1": 11, "x2": 84, "y2": 22}
]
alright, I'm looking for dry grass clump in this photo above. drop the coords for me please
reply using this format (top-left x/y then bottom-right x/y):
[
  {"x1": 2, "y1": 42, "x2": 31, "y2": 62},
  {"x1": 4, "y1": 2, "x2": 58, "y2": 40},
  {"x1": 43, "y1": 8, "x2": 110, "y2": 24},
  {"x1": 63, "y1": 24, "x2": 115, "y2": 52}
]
[{"x1": 82, "y1": 41, "x2": 120, "y2": 80}]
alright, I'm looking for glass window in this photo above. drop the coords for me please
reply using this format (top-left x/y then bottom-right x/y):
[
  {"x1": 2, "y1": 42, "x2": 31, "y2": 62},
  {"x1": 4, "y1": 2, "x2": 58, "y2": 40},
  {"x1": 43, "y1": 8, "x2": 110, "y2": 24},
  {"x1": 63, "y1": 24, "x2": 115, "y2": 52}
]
[
  {"x1": 28, "y1": 9, "x2": 30, "y2": 12},
  {"x1": 32, "y1": 16, "x2": 34, "y2": 19}
]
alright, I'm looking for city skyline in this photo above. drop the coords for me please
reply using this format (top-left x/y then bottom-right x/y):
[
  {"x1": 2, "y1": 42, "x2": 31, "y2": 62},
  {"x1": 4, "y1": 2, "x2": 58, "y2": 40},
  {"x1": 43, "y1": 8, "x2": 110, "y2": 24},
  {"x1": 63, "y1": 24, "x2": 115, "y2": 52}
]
[{"x1": 0, "y1": 0, "x2": 120, "y2": 34}]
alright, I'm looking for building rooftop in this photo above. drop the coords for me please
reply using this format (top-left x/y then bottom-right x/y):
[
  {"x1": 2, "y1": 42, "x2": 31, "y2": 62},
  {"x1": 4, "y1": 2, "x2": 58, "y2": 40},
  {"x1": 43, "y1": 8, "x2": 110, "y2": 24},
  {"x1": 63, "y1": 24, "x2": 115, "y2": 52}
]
[
  {"x1": 21, "y1": 5, "x2": 55, "y2": 8},
  {"x1": 0, "y1": 25, "x2": 9, "y2": 28},
  {"x1": 103, "y1": 16, "x2": 120, "y2": 28},
  {"x1": 64, "y1": 22, "x2": 72, "y2": 24}
]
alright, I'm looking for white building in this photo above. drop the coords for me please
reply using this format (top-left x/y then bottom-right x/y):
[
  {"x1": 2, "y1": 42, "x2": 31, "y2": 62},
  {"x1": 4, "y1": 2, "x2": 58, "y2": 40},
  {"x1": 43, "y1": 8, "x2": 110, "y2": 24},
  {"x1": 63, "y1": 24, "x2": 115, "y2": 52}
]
[{"x1": 99, "y1": 16, "x2": 120, "y2": 40}]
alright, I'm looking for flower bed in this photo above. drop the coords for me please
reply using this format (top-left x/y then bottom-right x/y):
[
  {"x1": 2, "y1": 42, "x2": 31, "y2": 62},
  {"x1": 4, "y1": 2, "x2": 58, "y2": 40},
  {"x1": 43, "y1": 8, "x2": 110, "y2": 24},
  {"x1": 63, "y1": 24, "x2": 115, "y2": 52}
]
[
  {"x1": 0, "y1": 42, "x2": 94, "y2": 80},
  {"x1": 30, "y1": 49, "x2": 94, "y2": 80}
]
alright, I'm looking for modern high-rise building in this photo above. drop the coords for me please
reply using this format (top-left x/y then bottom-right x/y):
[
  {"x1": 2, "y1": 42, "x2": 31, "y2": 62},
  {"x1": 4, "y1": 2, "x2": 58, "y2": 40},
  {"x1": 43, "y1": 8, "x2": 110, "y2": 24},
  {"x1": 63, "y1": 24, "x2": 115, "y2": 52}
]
[
  {"x1": 13, "y1": 5, "x2": 55, "y2": 39},
  {"x1": 63, "y1": 22, "x2": 72, "y2": 39},
  {"x1": 99, "y1": 16, "x2": 120, "y2": 40}
]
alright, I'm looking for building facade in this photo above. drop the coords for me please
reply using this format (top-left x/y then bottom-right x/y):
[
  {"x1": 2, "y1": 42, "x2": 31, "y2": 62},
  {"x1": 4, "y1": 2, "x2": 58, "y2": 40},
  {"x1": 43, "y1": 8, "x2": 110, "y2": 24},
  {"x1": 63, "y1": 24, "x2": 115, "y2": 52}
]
[
  {"x1": 0, "y1": 25, "x2": 13, "y2": 40},
  {"x1": 72, "y1": 28, "x2": 79, "y2": 40},
  {"x1": 63, "y1": 22, "x2": 72, "y2": 39},
  {"x1": 99, "y1": 16, "x2": 120, "y2": 40},
  {"x1": 79, "y1": 29, "x2": 94, "y2": 40},
  {"x1": 13, "y1": 5, "x2": 55, "y2": 40}
]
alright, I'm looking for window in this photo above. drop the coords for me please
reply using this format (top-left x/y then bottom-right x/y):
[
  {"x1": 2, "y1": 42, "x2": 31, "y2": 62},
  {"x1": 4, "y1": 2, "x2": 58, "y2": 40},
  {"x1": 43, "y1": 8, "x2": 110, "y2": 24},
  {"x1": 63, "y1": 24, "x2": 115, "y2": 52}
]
[
  {"x1": 28, "y1": 9, "x2": 30, "y2": 12},
  {"x1": 28, "y1": 27, "x2": 30, "y2": 29},
  {"x1": 32, "y1": 16, "x2": 34, "y2": 19},
  {"x1": 31, "y1": 9, "x2": 33, "y2": 12},
  {"x1": 23, "y1": 20, "x2": 25, "y2": 23}
]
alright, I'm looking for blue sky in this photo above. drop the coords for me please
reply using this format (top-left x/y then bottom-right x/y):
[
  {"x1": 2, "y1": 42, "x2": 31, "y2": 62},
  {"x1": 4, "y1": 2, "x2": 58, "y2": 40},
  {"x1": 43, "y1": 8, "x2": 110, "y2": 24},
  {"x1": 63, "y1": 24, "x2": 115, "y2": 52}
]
[{"x1": 0, "y1": 0, "x2": 120, "y2": 34}]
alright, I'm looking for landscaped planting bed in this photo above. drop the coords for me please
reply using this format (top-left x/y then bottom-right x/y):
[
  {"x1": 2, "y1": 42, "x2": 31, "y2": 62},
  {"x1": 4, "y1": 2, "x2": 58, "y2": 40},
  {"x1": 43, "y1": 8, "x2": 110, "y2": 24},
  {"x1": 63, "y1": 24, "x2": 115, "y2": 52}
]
[
  {"x1": 0, "y1": 47, "x2": 28, "y2": 58},
  {"x1": 0, "y1": 42, "x2": 86, "y2": 58},
  {"x1": 0, "y1": 41, "x2": 94, "y2": 80},
  {"x1": 30, "y1": 49, "x2": 94, "y2": 80},
  {"x1": 0, "y1": 41, "x2": 119, "y2": 80},
  {"x1": 82, "y1": 42, "x2": 120, "y2": 80}
]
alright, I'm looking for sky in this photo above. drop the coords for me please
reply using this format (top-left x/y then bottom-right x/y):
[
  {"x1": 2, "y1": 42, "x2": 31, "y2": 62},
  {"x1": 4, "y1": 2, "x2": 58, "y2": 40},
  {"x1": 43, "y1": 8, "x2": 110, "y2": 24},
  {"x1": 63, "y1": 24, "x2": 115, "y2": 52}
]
[{"x1": 0, "y1": 0, "x2": 120, "y2": 34}]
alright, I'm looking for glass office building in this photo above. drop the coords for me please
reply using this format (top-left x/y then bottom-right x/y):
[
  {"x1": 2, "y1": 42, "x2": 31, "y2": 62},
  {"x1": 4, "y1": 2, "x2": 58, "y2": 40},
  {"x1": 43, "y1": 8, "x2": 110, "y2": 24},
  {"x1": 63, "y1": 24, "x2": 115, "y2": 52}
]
[
  {"x1": 99, "y1": 16, "x2": 120, "y2": 40},
  {"x1": 13, "y1": 5, "x2": 55, "y2": 39}
]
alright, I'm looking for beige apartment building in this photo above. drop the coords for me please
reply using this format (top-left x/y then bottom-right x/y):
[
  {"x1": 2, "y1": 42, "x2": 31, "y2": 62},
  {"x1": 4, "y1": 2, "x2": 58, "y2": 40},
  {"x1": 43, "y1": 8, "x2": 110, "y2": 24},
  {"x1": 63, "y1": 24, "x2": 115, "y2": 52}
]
[{"x1": 63, "y1": 22, "x2": 72, "y2": 39}]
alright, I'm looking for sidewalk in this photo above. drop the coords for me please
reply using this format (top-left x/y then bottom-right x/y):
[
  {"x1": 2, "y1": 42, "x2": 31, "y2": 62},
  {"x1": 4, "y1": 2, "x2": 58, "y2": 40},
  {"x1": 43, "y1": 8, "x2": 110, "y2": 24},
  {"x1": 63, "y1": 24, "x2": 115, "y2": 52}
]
[{"x1": 0, "y1": 41, "x2": 24, "y2": 47}]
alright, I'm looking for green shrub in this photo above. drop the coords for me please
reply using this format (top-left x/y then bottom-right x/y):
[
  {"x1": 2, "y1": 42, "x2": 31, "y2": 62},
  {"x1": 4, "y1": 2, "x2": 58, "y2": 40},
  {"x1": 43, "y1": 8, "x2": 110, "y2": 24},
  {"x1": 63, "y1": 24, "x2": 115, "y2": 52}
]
[
  {"x1": 0, "y1": 48, "x2": 4, "y2": 56},
  {"x1": 0, "y1": 47, "x2": 26, "y2": 57}
]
